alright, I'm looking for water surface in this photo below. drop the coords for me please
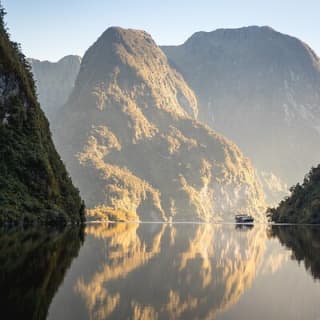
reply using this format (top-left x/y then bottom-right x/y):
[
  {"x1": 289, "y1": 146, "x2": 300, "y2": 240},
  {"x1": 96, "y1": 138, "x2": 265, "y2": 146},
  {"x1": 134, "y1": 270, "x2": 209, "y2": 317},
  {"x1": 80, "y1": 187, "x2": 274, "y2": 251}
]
[{"x1": 1, "y1": 223, "x2": 320, "y2": 319}]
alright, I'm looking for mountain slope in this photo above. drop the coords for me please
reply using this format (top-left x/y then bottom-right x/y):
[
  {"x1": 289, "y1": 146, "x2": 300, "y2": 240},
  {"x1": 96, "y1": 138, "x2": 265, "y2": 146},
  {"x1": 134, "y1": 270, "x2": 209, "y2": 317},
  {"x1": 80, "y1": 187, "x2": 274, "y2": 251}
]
[
  {"x1": 29, "y1": 55, "x2": 81, "y2": 121},
  {"x1": 0, "y1": 8, "x2": 84, "y2": 224},
  {"x1": 268, "y1": 165, "x2": 320, "y2": 223},
  {"x1": 54, "y1": 27, "x2": 265, "y2": 221},
  {"x1": 163, "y1": 26, "x2": 320, "y2": 203}
]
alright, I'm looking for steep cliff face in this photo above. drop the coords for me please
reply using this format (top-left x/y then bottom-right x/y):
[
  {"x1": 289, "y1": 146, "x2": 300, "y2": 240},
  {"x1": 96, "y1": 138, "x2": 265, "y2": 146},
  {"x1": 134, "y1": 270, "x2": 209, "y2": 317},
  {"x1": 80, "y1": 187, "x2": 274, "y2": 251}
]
[
  {"x1": 54, "y1": 27, "x2": 265, "y2": 221},
  {"x1": 0, "y1": 10, "x2": 84, "y2": 224},
  {"x1": 268, "y1": 165, "x2": 320, "y2": 223},
  {"x1": 163, "y1": 26, "x2": 320, "y2": 203},
  {"x1": 29, "y1": 55, "x2": 81, "y2": 121}
]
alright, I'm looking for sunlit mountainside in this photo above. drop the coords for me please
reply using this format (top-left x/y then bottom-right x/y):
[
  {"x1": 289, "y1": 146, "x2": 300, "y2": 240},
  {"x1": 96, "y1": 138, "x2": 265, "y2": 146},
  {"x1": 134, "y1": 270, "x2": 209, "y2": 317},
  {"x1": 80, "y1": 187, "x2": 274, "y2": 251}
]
[
  {"x1": 50, "y1": 27, "x2": 265, "y2": 221},
  {"x1": 29, "y1": 25, "x2": 320, "y2": 223}
]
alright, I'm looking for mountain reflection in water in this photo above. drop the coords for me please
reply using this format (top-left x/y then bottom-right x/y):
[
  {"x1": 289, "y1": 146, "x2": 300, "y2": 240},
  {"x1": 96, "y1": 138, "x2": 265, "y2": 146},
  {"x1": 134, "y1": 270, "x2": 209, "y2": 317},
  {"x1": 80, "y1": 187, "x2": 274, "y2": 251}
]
[
  {"x1": 50, "y1": 223, "x2": 266, "y2": 319},
  {"x1": 2, "y1": 223, "x2": 320, "y2": 320}
]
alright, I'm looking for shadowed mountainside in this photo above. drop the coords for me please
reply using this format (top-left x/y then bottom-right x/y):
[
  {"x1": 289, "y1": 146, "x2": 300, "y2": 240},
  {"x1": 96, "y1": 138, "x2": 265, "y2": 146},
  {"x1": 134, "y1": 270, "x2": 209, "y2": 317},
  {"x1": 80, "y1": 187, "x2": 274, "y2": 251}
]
[
  {"x1": 29, "y1": 55, "x2": 81, "y2": 121},
  {"x1": 163, "y1": 26, "x2": 320, "y2": 204}
]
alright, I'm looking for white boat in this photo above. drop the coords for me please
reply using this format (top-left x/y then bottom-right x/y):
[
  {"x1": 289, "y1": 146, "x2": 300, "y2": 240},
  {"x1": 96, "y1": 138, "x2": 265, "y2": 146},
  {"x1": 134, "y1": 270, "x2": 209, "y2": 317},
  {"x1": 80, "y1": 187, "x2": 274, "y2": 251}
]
[{"x1": 235, "y1": 214, "x2": 254, "y2": 224}]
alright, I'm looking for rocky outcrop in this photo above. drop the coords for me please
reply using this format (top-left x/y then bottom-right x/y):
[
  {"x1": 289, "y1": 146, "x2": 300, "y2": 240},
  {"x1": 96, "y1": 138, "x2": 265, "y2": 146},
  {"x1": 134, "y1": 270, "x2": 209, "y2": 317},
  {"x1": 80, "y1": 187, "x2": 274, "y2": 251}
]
[
  {"x1": 54, "y1": 27, "x2": 265, "y2": 221},
  {"x1": 163, "y1": 26, "x2": 320, "y2": 204},
  {"x1": 29, "y1": 55, "x2": 81, "y2": 121},
  {"x1": 0, "y1": 9, "x2": 84, "y2": 224}
]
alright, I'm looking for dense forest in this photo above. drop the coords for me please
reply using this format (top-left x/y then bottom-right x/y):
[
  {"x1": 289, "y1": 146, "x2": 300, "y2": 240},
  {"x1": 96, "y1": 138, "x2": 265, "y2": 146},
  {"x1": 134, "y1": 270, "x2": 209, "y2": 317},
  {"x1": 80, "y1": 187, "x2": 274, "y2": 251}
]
[
  {"x1": 268, "y1": 165, "x2": 320, "y2": 223},
  {"x1": 0, "y1": 7, "x2": 84, "y2": 224}
]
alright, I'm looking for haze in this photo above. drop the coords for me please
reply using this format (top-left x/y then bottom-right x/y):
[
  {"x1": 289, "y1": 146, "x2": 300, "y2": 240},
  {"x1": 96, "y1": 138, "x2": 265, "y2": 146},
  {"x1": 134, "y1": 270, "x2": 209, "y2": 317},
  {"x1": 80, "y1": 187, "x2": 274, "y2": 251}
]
[{"x1": 3, "y1": 0, "x2": 320, "y2": 61}]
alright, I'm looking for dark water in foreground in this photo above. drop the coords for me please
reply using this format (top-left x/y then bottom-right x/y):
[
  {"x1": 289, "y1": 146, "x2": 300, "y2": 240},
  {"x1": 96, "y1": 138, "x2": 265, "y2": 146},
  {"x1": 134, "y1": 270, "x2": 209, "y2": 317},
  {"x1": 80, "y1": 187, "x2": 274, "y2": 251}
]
[{"x1": 1, "y1": 223, "x2": 320, "y2": 320}]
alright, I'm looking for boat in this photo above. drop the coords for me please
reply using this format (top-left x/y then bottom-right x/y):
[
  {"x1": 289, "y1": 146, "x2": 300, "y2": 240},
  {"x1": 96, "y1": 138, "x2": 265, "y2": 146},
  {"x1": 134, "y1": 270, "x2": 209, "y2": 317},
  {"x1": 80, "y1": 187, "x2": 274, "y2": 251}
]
[{"x1": 235, "y1": 214, "x2": 254, "y2": 224}]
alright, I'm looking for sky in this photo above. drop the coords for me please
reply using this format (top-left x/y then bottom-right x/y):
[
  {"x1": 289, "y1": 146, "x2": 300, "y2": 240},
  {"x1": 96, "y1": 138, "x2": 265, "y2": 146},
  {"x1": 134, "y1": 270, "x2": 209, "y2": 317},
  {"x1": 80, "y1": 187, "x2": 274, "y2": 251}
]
[{"x1": 2, "y1": 0, "x2": 320, "y2": 61}]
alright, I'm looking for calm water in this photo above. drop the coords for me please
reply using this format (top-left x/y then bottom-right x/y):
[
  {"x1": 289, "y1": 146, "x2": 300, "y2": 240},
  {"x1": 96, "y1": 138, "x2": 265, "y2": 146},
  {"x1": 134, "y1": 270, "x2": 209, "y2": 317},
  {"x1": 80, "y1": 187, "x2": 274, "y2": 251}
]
[{"x1": 1, "y1": 223, "x2": 320, "y2": 319}]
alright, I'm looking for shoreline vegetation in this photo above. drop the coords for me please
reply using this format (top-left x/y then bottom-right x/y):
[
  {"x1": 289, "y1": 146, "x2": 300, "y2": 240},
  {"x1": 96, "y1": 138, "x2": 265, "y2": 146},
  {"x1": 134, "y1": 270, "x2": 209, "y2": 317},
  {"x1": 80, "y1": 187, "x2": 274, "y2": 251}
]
[
  {"x1": 86, "y1": 206, "x2": 138, "y2": 222},
  {"x1": 267, "y1": 165, "x2": 320, "y2": 224}
]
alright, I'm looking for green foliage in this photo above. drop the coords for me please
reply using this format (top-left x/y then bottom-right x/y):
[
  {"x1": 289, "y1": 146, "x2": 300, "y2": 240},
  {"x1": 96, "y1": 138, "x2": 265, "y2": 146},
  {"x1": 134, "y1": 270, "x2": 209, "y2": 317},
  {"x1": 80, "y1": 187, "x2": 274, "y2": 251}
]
[
  {"x1": 268, "y1": 164, "x2": 320, "y2": 223},
  {"x1": 0, "y1": 5, "x2": 85, "y2": 224}
]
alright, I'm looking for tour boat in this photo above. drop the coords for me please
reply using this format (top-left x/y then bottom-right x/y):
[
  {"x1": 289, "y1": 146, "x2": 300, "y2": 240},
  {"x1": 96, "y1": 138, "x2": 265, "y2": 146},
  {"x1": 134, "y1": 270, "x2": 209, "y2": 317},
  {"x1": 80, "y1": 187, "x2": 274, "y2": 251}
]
[{"x1": 235, "y1": 214, "x2": 254, "y2": 224}]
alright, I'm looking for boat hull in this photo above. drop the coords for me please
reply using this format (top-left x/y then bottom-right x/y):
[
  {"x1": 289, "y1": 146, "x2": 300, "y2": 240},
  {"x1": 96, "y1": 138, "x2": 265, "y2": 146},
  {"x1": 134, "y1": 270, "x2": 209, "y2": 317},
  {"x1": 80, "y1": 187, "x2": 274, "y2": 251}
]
[{"x1": 235, "y1": 215, "x2": 254, "y2": 224}]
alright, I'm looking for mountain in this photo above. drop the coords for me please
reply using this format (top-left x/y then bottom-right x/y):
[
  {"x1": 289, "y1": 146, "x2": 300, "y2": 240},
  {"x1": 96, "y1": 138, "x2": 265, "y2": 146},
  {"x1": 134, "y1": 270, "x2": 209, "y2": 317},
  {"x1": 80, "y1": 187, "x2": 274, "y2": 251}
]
[
  {"x1": 162, "y1": 26, "x2": 320, "y2": 203},
  {"x1": 29, "y1": 55, "x2": 81, "y2": 121},
  {"x1": 0, "y1": 9, "x2": 84, "y2": 224},
  {"x1": 268, "y1": 165, "x2": 320, "y2": 223},
  {"x1": 54, "y1": 27, "x2": 265, "y2": 221}
]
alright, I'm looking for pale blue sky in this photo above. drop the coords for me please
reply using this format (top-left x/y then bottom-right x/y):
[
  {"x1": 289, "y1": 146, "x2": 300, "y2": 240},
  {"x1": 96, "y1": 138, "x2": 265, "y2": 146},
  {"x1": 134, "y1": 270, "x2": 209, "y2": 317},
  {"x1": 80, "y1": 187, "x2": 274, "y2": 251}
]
[{"x1": 2, "y1": 0, "x2": 320, "y2": 61}]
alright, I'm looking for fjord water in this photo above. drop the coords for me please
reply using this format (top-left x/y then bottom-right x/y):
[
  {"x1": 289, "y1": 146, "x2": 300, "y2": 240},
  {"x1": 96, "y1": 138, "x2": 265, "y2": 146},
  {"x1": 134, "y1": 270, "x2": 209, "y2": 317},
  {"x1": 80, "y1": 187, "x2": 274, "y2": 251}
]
[{"x1": 2, "y1": 224, "x2": 320, "y2": 319}]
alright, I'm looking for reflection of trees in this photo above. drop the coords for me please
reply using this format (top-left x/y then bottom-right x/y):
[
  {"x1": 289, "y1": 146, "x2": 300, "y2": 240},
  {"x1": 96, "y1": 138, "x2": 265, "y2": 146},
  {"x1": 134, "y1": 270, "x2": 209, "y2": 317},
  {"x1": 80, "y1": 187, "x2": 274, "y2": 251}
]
[
  {"x1": 0, "y1": 226, "x2": 83, "y2": 320},
  {"x1": 271, "y1": 225, "x2": 320, "y2": 280},
  {"x1": 77, "y1": 223, "x2": 266, "y2": 319}
]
